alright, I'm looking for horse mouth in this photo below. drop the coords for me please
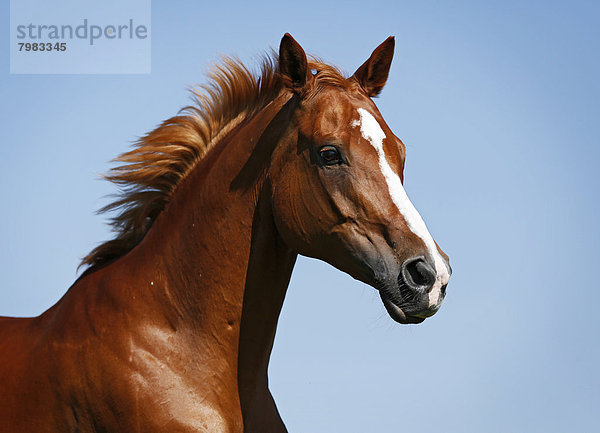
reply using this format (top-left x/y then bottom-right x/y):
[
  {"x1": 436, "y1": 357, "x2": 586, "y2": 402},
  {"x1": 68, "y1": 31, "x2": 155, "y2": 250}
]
[{"x1": 379, "y1": 293, "x2": 433, "y2": 324}]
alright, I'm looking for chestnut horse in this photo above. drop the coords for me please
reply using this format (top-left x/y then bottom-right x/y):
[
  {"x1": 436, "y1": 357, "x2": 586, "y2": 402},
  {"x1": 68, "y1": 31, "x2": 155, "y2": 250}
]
[{"x1": 0, "y1": 34, "x2": 450, "y2": 432}]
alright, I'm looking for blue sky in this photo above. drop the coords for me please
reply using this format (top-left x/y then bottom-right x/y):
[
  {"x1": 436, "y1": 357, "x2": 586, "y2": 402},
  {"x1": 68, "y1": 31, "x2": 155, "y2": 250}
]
[{"x1": 1, "y1": 1, "x2": 599, "y2": 431}]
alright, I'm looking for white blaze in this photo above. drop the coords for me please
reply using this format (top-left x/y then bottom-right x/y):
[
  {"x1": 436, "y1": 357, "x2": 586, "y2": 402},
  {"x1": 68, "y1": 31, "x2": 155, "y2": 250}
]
[{"x1": 352, "y1": 108, "x2": 450, "y2": 306}]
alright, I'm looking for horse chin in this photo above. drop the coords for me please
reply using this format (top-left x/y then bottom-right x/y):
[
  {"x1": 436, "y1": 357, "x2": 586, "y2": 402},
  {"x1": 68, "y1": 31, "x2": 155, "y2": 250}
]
[{"x1": 379, "y1": 293, "x2": 428, "y2": 324}]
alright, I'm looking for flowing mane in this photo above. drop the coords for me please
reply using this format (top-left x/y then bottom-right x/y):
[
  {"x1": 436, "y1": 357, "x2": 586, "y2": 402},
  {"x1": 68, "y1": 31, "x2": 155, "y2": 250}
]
[{"x1": 81, "y1": 53, "x2": 348, "y2": 270}]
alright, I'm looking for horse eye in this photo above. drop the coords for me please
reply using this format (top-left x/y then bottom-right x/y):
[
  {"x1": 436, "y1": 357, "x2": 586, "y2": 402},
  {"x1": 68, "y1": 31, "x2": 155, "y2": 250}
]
[{"x1": 319, "y1": 146, "x2": 341, "y2": 165}]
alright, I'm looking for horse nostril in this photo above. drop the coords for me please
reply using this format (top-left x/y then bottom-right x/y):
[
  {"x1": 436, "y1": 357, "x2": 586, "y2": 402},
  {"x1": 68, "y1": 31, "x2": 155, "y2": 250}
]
[{"x1": 402, "y1": 258, "x2": 436, "y2": 291}]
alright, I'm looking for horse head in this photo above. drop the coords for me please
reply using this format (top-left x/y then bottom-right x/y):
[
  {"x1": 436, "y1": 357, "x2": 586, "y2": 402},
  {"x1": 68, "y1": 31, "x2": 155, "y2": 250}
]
[{"x1": 270, "y1": 34, "x2": 451, "y2": 324}]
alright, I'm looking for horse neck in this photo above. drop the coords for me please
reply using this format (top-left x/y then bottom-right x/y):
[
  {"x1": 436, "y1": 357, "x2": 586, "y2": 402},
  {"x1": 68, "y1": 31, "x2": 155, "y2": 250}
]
[{"x1": 94, "y1": 93, "x2": 297, "y2": 393}]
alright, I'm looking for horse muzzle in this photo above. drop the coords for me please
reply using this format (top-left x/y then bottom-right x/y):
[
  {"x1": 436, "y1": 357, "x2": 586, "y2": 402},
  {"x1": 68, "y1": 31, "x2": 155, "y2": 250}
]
[{"x1": 377, "y1": 256, "x2": 451, "y2": 324}]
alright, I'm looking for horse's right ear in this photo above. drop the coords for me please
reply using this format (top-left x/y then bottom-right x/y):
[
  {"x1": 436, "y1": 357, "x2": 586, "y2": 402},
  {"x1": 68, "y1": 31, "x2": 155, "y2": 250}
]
[
  {"x1": 279, "y1": 33, "x2": 311, "y2": 93},
  {"x1": 352, "y1": 36, "x2": 395, "y2": 97}
]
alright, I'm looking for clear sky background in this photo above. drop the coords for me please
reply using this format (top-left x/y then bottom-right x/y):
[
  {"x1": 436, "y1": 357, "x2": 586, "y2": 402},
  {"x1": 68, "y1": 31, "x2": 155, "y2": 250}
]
[{"x1": 1, "y1": 1, "x2": 599, "y2": 432}]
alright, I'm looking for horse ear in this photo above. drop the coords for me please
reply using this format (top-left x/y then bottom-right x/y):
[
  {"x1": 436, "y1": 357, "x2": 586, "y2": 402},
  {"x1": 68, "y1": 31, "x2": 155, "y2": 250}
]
[
  {"x1": 352, "y1": 36, "x2": 395, "y2": 97},
  {"x1": 279, "y1": 33, "x2": 311, "y2": 93}
]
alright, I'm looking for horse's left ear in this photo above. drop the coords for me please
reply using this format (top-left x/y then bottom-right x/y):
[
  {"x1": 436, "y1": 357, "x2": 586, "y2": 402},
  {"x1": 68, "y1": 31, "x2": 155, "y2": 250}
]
[
  {"x1": 279, "y1": 33, "x2": 311, "y2": 93},
  {"x1": 352, "y1": 36, "x2": 395, "y2": 97}
]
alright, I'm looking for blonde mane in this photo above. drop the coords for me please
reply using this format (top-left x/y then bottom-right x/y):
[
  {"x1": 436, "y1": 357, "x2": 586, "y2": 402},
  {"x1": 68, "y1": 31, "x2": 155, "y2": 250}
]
[{"x1": 82, "y1": 53, "x2": 348, "y2": 270}]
